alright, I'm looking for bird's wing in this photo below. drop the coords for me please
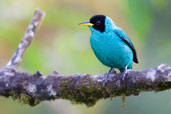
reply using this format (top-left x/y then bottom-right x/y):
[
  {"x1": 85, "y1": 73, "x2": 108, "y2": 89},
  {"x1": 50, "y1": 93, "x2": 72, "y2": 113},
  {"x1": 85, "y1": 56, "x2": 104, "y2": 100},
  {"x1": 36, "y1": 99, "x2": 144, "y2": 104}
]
[{"x1": 114, "y1": 29, "x2": 138, "y2": 63}]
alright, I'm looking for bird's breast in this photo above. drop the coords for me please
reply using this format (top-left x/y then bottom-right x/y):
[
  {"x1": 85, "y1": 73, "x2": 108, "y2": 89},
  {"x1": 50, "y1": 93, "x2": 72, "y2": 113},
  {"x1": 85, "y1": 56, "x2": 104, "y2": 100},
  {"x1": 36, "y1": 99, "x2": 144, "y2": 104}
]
[{"x1": 90, "y1": 32, "x2": 133, "y2": 68}]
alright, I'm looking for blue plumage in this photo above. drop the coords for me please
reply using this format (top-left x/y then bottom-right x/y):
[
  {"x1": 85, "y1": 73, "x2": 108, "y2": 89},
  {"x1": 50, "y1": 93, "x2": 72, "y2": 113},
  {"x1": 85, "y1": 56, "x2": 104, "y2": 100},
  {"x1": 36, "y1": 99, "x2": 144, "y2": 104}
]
[{"x1": 79, "y1": 15, "x2": 138, "y2": 83}]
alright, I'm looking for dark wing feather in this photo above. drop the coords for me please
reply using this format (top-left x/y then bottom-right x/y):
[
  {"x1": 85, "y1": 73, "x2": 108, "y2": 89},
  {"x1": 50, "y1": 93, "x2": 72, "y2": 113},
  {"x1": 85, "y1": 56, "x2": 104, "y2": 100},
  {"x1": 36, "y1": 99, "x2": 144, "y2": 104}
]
[{"x1": 114, "y1": 29, "x2": 138, "y2": 63}]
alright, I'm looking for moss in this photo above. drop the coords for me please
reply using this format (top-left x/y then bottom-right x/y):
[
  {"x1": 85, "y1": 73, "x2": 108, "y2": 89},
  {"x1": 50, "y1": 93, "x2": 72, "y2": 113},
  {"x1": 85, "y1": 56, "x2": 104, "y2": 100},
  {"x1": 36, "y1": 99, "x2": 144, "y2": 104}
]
[
  {"x1": 73, "y1": 85, "x2": 103, "y2": 107},
  {"x1": 58, "y1": 78, "x2": 104, "y2": 107},
  {"x1": 155, "y1": 82, "x2": 171, "y2": 91},
  {"x1": 9, "y1": 91, "x2": 40, "y2": 106},
  {"x1": 10, "y1": 91, "x2": 19, "y2": 100}
]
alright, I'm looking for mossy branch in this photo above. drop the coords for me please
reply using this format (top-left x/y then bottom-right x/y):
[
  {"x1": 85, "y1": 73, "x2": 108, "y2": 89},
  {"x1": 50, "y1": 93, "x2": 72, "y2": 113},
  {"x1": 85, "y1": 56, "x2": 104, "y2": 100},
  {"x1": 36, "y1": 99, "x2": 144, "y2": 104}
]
[
  {"x1": 0, "y1": 9, "x2": 171, "y2": 107},
  {"x1": 0, "y1": 64, "x2": 171, "y2": 106}
]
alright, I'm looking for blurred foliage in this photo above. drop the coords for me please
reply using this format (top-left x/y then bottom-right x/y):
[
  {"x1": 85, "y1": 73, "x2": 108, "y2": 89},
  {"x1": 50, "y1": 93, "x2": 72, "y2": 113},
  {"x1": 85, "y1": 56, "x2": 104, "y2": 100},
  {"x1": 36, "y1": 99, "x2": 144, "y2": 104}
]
[{"x1": 0, "y1": 0, "x2": 171, "y2": 114}]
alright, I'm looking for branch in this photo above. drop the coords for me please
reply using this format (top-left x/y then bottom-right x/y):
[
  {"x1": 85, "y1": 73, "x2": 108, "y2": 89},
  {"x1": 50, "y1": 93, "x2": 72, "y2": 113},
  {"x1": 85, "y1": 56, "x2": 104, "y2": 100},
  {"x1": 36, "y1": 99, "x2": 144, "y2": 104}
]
[
  {"x1": 0, "y1": 9, "x2": 171, "y2": 107},
  {"x1": 0, "y1": 64, "x2": 171, "y2": 106}
]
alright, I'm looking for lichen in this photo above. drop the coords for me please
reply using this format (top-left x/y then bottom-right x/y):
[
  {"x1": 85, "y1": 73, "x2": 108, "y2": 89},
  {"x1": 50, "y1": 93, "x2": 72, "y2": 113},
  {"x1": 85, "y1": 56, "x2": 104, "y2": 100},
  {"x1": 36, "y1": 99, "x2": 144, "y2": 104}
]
[
  {"x1": 157, "y1": 64, "x2": 167, "y2": 72},
  {"x1": 26, "y1": 83, "x2": 37, "y2": 93},
  {"x1": 5, "y1": 83, "x2": 9, "y2": 87},
  {"x1": 47, "y1": 85, "x2": 56, "y2": 96},
  {"x1": 146, "y1": 70, "x2": 156, "y2": 81}
]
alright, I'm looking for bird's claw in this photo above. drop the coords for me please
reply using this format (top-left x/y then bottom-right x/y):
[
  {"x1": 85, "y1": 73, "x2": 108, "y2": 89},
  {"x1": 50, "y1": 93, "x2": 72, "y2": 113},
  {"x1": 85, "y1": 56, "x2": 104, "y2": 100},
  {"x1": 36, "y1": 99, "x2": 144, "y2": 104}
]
[
  {"x1": 103, "y1": 68, "x2": 116, "y2": 87},
  {"x1": 122, "y1": 73, "x2": 126, "y2": 80},
  {"x1": 103, "y1": 74, "x2": 110, "y2": 87},
  {"x1": 110, "y1": 69, "x2": 117, "y2": 74}
]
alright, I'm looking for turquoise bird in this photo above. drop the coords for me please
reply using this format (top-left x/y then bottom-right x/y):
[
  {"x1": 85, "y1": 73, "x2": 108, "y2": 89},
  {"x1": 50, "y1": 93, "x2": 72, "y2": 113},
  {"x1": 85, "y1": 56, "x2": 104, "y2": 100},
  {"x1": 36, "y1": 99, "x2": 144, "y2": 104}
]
[{"x1": 79, "y1": 15, "x2": 138, "y2": 85}]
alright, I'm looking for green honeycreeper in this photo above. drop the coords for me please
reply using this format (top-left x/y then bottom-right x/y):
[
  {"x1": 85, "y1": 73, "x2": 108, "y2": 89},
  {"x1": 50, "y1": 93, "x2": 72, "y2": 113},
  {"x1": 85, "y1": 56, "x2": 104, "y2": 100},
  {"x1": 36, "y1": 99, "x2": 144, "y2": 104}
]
[{"x1": 79, "y1": 15, "x2": 138, "y2": 85}]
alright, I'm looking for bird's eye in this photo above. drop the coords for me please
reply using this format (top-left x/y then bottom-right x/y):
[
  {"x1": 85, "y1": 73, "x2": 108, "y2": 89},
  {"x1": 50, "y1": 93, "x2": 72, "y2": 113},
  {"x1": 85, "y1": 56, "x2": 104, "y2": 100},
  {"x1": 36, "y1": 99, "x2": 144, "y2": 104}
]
[{"x1": 96, "y1": 21, "x2": 101, "y2": 25}]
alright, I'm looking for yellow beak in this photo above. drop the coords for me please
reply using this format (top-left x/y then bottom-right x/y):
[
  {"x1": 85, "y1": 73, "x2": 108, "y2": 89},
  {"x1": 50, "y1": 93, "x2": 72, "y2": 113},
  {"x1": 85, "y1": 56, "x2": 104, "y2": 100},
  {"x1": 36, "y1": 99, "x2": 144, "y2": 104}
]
[{"x1": 78, "y1": 21, "x2": 94, "y2": 26}]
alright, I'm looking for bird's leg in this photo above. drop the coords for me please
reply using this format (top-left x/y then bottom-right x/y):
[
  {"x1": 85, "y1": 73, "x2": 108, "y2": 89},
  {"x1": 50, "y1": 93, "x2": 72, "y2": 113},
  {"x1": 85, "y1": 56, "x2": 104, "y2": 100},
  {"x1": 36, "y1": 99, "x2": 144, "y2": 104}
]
[
  {"x1": 122, "y1": 65, "x2": 128, "y2": 80},
  {"x1": 103, "y1": 68, "x2": 115, "y2": 86}
]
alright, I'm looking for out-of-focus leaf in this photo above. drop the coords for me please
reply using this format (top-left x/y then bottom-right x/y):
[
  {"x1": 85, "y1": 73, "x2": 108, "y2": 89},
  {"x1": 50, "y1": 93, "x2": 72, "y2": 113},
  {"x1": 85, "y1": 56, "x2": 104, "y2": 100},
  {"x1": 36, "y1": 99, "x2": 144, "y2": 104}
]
[{"x1": 126, "y1": 0, "x2": 153, "y2": 41}]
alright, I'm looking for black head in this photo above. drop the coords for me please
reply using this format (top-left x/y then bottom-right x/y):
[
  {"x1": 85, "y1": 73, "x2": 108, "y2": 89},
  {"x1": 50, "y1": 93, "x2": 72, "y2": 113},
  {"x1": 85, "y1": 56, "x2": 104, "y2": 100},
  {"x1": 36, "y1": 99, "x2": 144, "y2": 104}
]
[{"x1": 90, "y1": 15, "x2": 106, "y2": 33}]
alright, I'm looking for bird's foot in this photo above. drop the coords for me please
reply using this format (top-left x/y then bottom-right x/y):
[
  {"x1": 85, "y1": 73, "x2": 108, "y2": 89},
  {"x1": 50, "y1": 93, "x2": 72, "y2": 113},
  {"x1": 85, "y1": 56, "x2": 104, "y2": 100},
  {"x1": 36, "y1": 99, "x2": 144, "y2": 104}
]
[
  {"x1": 103, "y1": 74, "x2": 110, "y2": 87},
  {"x1": 103, "y1": 68, "x2": 116, "y2": 87},
  {"x1": 110, "y1": 69, "x2": 117, "y2": 74}
]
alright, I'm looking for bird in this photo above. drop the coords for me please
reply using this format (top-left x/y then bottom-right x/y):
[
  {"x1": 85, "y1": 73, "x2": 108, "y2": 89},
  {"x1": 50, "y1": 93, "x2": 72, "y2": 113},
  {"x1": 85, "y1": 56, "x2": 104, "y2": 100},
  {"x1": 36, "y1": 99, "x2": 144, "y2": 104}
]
[{"x1": 79, "y1": 15, "x2": 138, "y2": 86}]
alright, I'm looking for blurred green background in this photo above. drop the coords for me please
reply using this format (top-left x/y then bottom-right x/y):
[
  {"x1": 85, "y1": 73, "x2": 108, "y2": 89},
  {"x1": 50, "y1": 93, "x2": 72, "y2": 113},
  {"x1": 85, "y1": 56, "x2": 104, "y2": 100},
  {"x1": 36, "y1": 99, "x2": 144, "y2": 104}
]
[{"x1": 0, "y1": 0, "x2": 171, "y2": 114}]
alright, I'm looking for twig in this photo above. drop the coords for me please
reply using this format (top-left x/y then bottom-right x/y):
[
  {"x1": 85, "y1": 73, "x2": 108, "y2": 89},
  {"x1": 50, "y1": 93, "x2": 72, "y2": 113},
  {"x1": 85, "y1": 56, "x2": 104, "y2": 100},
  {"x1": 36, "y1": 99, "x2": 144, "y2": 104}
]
[{"x1": 5, "y1": 8, "x2": 45, "y2": 70}]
